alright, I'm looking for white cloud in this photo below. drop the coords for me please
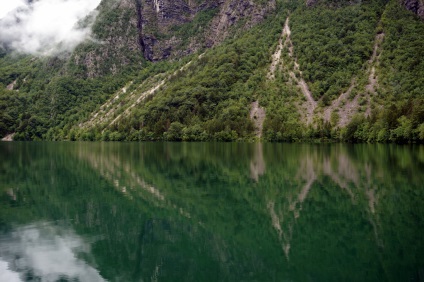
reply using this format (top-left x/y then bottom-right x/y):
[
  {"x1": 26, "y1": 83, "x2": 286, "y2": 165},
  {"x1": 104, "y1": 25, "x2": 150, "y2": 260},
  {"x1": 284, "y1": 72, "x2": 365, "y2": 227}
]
[
  {"x1": 0, "y1": 0, "x2": 101, "y2": 55},
  {"x1": 0, "y1": 0, "x2": 26, "y2": 19}
]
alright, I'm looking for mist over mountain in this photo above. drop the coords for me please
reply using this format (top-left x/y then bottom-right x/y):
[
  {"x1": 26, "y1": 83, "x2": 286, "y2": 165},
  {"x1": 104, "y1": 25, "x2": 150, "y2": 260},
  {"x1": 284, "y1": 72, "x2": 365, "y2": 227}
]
[{"x1": 0, "y1": 0, "x2": 101, "y2": 54}]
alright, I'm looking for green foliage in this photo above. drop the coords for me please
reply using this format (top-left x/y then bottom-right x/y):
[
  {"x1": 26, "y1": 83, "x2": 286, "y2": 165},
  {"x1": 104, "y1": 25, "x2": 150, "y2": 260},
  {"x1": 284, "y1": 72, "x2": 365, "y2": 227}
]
[
  {"x1": 0, "y1": 88, "x2": 25, "y2": 138},
  {"x1": 290, "y1": 0, "x2": 385, "y2": 99},
  {"x1": 337, "y1": 98, "x2": 424, "y2": 143},
  {"x1": 171, "y1": 8, "x2": 219, "y2": 45},
  {"x1": 378, "y1": 0, "x2": 424, "y2": 99},
  {"x1": 0, "y1": 0, "x2": 422, "y2": 143},
  {"x1": 263, "y1": 106, "x2": 304, "y2": 142},
  {"x1": 104, "y1": 18, "x2": 281, "y2": 141},
  {"x1": 0, "y1": 51, "x2": 137, "y2": 140}
]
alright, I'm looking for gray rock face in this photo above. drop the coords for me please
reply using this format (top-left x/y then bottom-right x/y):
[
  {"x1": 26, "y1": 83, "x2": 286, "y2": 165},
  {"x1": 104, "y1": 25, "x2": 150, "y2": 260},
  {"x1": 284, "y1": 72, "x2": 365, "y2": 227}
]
[
  {"x1": 71, "y1": 0, "x2": 275, "y2": 77},
  {"x1": 206, "y1": 0, "x2": 276, "y2": 47},
  {"x1": 71, "y1": 0, "x2": 141, "y2": 78},
  {"x1": 139, "y1": 0, "x2": 212, "y2": 61},
  {"x1": 139, "y1": 0, "x2": 275, "y2": 60},
  {"x1": 306, "y1": 0, "x2": 318, "y2": 7},
  {"x1": 402, "y1": 0, "x2": 424, "y2": 19}
]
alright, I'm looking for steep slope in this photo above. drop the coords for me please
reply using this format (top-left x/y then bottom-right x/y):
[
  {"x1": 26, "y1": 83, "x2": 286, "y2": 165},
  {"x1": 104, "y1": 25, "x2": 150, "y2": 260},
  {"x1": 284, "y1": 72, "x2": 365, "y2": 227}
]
[
  {"x1": 70, "y1": 0, "x2": 276, "y2": 77},
  {"x1": 322, "y1": 32, "x2": 384, "y2": 127},
  {"x1": 79, "y1": 55, "x2": 201, "y2": 131},
  {"x1": 0, "y1": 0, "x2": 276, "y2": 141},
  {"x1": 0, "y1": 0, "x2": 423, "y2": 142},
  {"x1": 268, "y1": 17, "x2": 317, "y2": 125}
]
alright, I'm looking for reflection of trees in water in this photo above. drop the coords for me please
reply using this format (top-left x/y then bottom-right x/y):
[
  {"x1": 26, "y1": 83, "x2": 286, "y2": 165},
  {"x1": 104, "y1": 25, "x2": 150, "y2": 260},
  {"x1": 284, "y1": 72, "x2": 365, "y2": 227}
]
[
  {"x1": 71, "y1": 142, "x2": 423, "y2": 265},
  {"x1": 267, "y1": 200, "x2": 293, "y2": 259},
  {"x1": 77, "y1": 145, "x2": 165, "y2": 201},
  {"x1": 73, "y1": 144, "x2": 254, "y2": 280},
  {"x1": 1, "y1": 143, "x2": 423, "y2": 281},
  {"x1": 75, "y1": 144, "x2": 199, "y2": 221},
  {"x1": 261, "y1": 144, "x2": 418, "y2": 260}
]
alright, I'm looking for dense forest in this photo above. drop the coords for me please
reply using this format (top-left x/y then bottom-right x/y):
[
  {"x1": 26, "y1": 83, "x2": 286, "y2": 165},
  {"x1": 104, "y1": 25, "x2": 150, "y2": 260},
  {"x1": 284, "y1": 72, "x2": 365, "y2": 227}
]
[{"x1": 0, "y1": 0, "x2": 423, "y2": 143}]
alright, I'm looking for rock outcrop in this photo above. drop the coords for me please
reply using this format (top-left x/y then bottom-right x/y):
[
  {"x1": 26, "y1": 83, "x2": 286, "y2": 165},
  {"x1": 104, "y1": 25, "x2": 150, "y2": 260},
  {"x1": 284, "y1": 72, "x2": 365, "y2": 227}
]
[
  {"x1": 139, "y1": 0, "x2": 275, "y2": 60},
  {"x1": 206, "y1": 0, "x2": 276, "y2": 47},
  {"x1": 71, "y1": 0, "x2": 275, "y2": 77},
  {"x1": 138, "y1": 0, "x2": 217, "y2": 61},
  {"x1": 402, "y1": 0, "x2": 424, "y2": 19},
  {"x1": 71, "y1": 0, "x2": 142, "y2": 78}
]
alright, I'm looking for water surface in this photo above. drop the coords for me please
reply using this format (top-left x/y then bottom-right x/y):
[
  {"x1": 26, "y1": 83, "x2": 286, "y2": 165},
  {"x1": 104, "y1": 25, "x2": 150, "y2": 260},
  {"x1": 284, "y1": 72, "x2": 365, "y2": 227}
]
[{"x1": 0, "y1": 142, "x2": 423, "y2": 281}]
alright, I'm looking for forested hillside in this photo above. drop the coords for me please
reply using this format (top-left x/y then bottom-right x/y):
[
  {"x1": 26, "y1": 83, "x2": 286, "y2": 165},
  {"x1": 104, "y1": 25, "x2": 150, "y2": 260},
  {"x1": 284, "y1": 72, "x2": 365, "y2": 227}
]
[{"x1": 0, "y1": 0, "x2": 423, "y2": 142}]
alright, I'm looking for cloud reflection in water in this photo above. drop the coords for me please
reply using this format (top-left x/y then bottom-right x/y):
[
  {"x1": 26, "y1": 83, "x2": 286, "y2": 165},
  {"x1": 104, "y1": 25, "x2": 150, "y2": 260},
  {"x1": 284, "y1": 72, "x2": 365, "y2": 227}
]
[{"x1": 0, "y1": 222, "x2": 104, "y2": 282}]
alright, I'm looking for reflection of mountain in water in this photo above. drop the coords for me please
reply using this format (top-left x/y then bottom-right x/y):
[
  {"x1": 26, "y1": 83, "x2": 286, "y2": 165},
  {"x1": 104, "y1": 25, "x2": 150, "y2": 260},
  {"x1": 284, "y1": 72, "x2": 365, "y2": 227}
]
[
  {"x1": 261, "y1": 144, "x2": 424, "y2": 281},
  {"x1": 0, "y1": 143, "x2": 423, "y2": 281},
  {"x1": 264, "y1": 145, "x2": 388, "y2": 259},
  {"x1": 250, "y1": 143, "x2": 266, "y2": 182}
]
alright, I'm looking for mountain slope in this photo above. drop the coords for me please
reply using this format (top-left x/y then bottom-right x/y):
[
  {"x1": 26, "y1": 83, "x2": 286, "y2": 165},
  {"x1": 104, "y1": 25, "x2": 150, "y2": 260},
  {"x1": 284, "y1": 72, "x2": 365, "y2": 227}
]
[{"x1": 0, "y1": 0, "x2": 423, "y2": 142}]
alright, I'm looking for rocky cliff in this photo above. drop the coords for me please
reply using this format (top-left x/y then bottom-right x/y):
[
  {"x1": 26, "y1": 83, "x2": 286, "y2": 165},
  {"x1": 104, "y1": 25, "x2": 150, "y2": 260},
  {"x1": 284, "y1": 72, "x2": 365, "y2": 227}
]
[
  {"x1": 70, "y1": 0, "x2": 142, "y2": 78},
  {"x1": 137, "y1": 0, "x2": 219, "y2": 61},
  {"x1": 69, "y1": 0, "x2": 422, "y2": 79},
  {"x1": 137, "y1": 0, "x2": 275, "y2": 61},
  {"x1": 70, "y1": 0, "x2": 275, "y2": 77}
]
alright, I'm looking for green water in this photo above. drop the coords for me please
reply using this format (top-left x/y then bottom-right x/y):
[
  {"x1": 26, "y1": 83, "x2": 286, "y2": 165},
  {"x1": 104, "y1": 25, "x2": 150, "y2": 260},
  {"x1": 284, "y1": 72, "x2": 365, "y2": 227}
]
[{"x1": 0, "y1": 142, "x2": 423, "y2": 281}]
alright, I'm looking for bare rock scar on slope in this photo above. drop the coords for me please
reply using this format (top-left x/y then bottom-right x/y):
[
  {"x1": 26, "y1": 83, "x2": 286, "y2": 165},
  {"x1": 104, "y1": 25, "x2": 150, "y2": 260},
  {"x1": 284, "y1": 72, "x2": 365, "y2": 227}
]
[
  {"x1": 323, "y1": 32, "x2": 384, "y2": 127},
  {"x1": 268, "y1": 17, "x2": 316, "y2": 125},
  {"x1": 79, "y1": 55, "x2": 203, "y2": 131}
]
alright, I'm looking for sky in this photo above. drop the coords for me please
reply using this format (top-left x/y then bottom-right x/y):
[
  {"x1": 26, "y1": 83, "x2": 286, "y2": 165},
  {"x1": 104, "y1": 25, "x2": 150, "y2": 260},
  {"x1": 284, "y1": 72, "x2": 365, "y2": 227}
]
[{"x1": 0, "y1": 0, "x2": 102, "y2": 55}]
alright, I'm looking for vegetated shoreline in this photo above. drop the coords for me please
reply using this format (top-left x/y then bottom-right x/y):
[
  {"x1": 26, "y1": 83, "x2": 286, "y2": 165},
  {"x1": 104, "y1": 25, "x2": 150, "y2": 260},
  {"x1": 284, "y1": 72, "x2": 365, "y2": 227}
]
[{"x1": 2, "y1": 136, "x2": 423, "y2": 144}]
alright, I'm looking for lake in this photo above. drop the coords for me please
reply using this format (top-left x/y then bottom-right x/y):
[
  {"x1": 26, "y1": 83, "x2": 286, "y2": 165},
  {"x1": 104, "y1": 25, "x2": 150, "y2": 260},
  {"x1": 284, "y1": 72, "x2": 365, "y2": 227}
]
[{"x1": 0, "y1": 142, "x2": 423, "y2": 281}]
